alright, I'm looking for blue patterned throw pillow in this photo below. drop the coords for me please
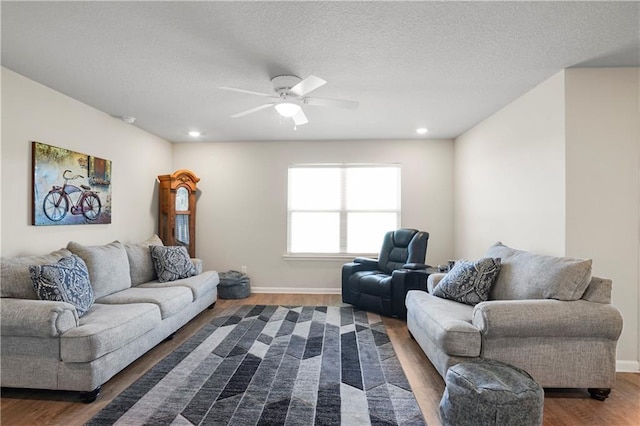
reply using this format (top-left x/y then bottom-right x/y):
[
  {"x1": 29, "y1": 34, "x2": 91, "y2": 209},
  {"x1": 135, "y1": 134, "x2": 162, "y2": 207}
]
[
  {"x1": 432, "y1": 258, "x2": 502, "y2": 306},
  {"x1": 150, "y1": 245, "x2": 197, "y2": 283},
  {"x1": 29, "y1": 254, "x2": 95, "y2": 316}
]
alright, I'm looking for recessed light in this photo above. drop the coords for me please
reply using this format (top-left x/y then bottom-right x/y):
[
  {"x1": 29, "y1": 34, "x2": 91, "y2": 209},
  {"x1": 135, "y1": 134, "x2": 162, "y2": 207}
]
[
  {"x1": 121, "y1": 116, "x2": 136, "y2": 124},
  {"x1": 416, "y1": 127, "x2": 428, "y2": 135},
  {"x1": 188, "y1": 131, "x2": 201, "y2": 137}
]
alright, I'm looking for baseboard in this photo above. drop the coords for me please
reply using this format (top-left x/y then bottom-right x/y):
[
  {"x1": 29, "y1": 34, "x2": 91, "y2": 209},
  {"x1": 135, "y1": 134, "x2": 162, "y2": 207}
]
[
  {"x1": 616, "y1": 360, "x2": 640, "y2": 372},
  {"x1": 251, "y1": 287, "x2": 341, "y2": 294}
]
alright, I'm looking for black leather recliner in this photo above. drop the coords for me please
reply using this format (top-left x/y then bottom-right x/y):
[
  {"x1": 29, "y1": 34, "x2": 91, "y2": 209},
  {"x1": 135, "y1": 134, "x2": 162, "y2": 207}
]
[{"x1": 342, "y1": 228, "x2": 430, "y2": 318}]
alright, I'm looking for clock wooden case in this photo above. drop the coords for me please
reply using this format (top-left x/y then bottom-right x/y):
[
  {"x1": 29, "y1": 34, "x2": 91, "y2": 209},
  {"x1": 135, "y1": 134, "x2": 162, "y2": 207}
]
[{"x1": 158, "y1": 169, "x2": 199, "y2": 257}]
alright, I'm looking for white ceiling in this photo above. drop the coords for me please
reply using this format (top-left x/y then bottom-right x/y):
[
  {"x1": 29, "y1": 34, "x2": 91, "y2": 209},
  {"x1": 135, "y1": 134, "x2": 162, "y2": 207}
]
[{"x1": 2, "y1": 1, "x2": 638, "y2": 143}]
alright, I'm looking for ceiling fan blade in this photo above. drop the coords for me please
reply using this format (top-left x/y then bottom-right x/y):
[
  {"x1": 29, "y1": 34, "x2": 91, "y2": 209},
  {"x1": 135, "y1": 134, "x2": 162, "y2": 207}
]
[
  {"x1": 290, "y1": 75, "x2": 326, "y2": 97},
  {"x1": 219, "y1": 86, "x2": 275, "y2": 98},
  {"x1": 303, "y1": 97, "x2": 359, "y2": 109},
  {"x1": 231, "y1": 103, "x2": 275, "y2": 118},
  {"x1": 292, "y1": 109, "x2": 309, "y2": 126}
]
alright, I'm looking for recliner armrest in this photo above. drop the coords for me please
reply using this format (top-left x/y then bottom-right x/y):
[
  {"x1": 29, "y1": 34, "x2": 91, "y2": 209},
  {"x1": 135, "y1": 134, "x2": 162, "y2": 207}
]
[
  {"x1": 402, "y1": 263, "x2": 429, "y2": 270},
  {"x1": 353, "y1": 257, "x2": 380, "y2": 269},
  {"x1": 390, "y1": 269, "x2": 430, "y2": 318},
  {"x1": 342, "y1": 260, "x2": 380, "y2": 305}
]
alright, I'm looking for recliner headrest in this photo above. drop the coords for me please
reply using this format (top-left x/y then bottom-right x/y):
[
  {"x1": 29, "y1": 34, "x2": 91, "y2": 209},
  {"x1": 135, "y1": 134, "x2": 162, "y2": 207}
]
[{"x1": 392, "y1": 229, "x2": 418, "y2": 247}]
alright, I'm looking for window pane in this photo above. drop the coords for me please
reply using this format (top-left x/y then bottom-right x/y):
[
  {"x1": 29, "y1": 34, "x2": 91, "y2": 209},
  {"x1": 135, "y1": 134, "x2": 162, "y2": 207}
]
[
  {"x1": 347, "y1": 212, "x2": 398, "y2": 253},
  {"x1": 289, "y1": 168, "x2": 341, "y2": 210},
  {"x1": 290, "y1": 212, "x2": 340, "y2": 253},
  {"x1": 346, "y1": 167, "x2": 400, "y2": 210}
]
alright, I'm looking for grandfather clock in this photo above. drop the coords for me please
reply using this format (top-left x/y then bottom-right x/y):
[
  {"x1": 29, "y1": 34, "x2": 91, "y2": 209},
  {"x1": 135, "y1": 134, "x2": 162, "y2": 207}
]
[{"x1": 158, "y1": 169, "x2": 199, "y2": 257}]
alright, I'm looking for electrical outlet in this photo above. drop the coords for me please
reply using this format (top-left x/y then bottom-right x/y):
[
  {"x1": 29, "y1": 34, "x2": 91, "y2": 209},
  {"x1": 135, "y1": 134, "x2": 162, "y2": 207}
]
[{"x1": 241, "y1": 265, "x2": 247, "y2": 274}]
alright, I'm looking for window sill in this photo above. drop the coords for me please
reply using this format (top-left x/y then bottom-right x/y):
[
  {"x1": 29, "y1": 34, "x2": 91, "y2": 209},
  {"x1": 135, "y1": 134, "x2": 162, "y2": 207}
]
[{"x1": 283, "y1": 253, "x2": 377, "y2": 261}]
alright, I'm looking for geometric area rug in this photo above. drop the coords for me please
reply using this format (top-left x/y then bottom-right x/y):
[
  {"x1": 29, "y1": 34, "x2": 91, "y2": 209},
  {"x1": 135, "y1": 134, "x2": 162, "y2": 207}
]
[{"x1": 87, "y1": 305, "x2": 426, "y2": 425}]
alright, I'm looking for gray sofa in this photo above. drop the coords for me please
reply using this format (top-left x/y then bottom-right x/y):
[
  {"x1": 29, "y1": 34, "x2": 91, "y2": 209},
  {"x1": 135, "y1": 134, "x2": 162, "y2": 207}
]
[
  {"x1": 406, "y1": 242, "x2": 623, "y2": 400},
  {"x1": 1, "y1": 236, "x2": 219, "y2": 401}
]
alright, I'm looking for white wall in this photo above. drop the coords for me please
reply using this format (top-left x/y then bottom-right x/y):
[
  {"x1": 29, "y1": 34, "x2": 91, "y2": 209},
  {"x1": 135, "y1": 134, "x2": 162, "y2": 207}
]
[
  {"x1": 1, "y1": 68, "x2": 173, "y2": 257},
  {"x1": 454, "y1": 71, "x2": 567, "y2": 258},
  {"x1": 564, "y1": 68, "x2": 640, "y2": 371},
  {"x1": 454, "y1": 68, "x2": 640, "y2": 370},
  {"x1": 172, "y1": 139, "x2": 454, "y2": 292}
]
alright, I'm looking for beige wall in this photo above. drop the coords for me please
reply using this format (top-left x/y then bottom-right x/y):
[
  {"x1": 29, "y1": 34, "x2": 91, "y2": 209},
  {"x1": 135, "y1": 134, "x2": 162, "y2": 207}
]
[
  {"x1": 454, "y1": 68, "x2": 640, "y2": 369},
  {"x1": 172, "y1": 139, "x2": 454, "y2": 292},
  {"x1": 454, "y1": 71, "x2": 567, "y2": 258},
  {"x1": 565, "y1": 68, "x2": 640, "y2": 370},
  {"x1": 1, "y1": 67, "x2": 173, "y2": 257}
]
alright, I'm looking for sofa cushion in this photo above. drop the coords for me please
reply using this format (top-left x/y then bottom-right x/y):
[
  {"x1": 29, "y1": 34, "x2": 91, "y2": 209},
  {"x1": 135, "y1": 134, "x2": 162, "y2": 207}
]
[
  {"x1": 139, "y1": 270, "x2": 220, "y2": 300},
  {"x1": 405, "y1": 290, "x2": 480, "y2": 357},
  {"x1": 124, "y1": 235, "x2": 164, "y2": 286},
  {"x1": 60, "y1": 302, "x2": 161, "y2": 362},
  {"x1": 150, "y1": 245, "x2": 196, "y2": 283},
  {"x1": 67, "y1": 241, "x2": 132, "y2": 299},
  {"x1": 1, "y1": 249, "x2": 72, "y2": 299},
  {"x1": 485, "y1": 242, "x2": 592, "y2": 301},
  {"x1": 96, "y1": 286, "x2": 193, "y2": 319},
  {"x1": 29, "y1": 254, "x2": 95, "y2": 317},
  {"x1": 432, "y1": 258, "x2": 501, "y2": 306}
]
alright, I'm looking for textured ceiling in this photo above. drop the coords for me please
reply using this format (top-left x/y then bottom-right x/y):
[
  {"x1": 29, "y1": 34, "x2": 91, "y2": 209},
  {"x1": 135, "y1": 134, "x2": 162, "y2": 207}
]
[{"x1": 2, "y1": 1, "x2": 639, "y2": 142}]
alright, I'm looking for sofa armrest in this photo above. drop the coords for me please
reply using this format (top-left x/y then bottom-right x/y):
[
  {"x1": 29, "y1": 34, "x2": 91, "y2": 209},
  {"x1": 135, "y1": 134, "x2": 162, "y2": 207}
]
[
  {"x1": 1, "y1": 298, "x2": 78, "y2": 337},
  {"x1": 472, "y1": 299, "x2": 623, "y2": 339},
  {"x1": 427, "y1": 273, "x2": 447, "y2": 292},
  {"x1": 581, "y1": 276, "x2": 612, "y2": 304},
  {"x1": 190, "y1": 258, "x2": 203, "y2": 275}
]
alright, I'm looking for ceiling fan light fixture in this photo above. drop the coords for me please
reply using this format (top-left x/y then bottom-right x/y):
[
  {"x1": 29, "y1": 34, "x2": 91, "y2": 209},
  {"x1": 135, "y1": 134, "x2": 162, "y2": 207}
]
[
  {"x1": 223, "y1": 75, "x2": 358, "y2": 125},
  {"x1": 275, "y1": 102, "x2": 301, "y2": 118}
]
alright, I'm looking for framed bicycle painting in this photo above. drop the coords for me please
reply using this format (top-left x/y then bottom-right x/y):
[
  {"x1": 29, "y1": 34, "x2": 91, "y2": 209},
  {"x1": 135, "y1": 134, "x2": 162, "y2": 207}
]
[{"x1": 32, "y1": 141, "x2": 112, "y2": 226}]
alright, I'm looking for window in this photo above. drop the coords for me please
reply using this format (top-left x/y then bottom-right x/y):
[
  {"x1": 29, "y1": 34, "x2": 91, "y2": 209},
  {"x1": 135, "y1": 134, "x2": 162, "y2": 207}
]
[{"x1": 288, "y1": 164, "x2": 401, "y2": 255}]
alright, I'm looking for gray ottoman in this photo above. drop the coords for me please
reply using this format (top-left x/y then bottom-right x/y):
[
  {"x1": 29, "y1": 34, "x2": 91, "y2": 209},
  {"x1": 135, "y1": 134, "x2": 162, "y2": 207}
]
[
  {"x1": 218, "y1": 270, "x2": 251, "y2": 299},
  {"x1": 440, "y1": 359, "x2": 544, "y2": 426}
]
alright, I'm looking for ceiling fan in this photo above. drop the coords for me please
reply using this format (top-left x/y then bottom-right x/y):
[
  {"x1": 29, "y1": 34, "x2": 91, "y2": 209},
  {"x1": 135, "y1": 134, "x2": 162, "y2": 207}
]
[{"x1": 219, "y1": 75, "x2": 358, "y2": 126}]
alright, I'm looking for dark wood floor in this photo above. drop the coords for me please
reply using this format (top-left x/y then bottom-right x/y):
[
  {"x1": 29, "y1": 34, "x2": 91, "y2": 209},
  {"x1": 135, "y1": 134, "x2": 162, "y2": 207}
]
[{"x1": 1, "y1": 294, "x2": 639, "y2": 425}]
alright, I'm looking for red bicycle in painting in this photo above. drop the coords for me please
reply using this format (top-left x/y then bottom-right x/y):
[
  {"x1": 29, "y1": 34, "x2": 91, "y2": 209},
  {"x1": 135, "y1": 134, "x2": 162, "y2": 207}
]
[{"x1": 43, "y1": 169, "x2": 102, "y2": 221}]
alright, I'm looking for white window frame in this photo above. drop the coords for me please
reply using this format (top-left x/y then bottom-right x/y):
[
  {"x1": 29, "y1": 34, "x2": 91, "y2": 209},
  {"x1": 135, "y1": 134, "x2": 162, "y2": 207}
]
[{"x1": 286, "y1": 163, "x2": 401, "y2": 258}]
